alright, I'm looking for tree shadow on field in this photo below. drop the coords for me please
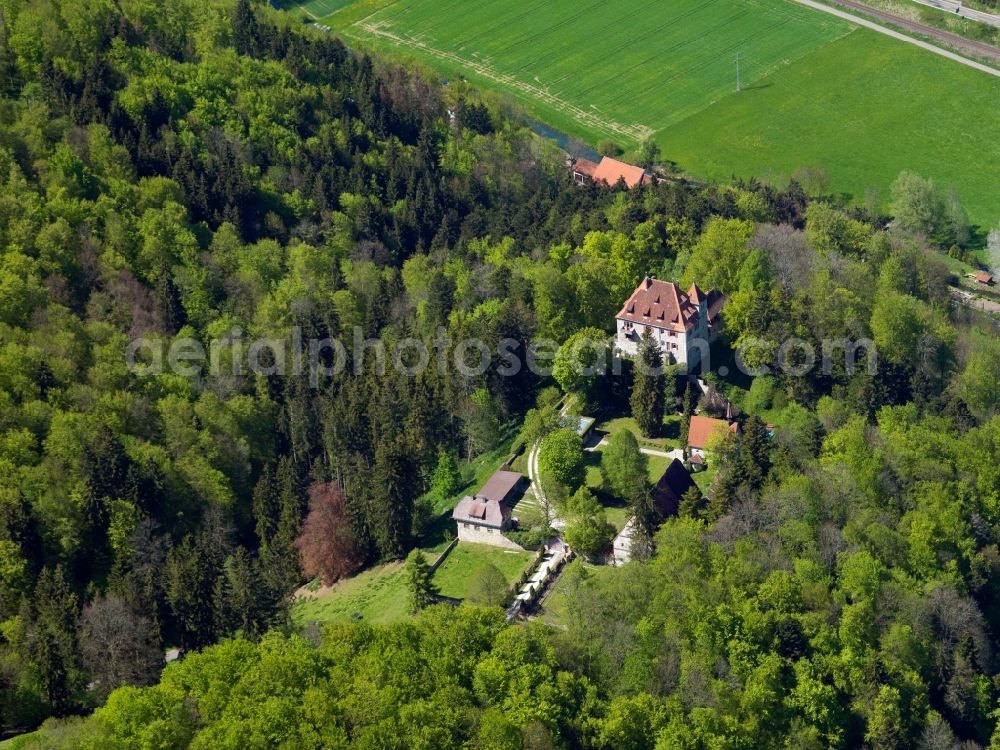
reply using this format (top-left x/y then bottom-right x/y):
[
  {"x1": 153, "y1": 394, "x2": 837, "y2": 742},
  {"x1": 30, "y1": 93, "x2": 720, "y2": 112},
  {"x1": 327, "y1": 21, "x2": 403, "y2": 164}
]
[{"x1": 420, "y1": 510, "x2": 455, "y2": 551}]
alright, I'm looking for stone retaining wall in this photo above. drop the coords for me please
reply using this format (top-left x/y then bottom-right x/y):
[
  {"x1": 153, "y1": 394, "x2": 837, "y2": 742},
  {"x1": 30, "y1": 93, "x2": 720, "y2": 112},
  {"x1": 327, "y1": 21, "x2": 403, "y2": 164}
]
[{"x1": 457, "y1": 524, "x2": 526, "y2": 550}]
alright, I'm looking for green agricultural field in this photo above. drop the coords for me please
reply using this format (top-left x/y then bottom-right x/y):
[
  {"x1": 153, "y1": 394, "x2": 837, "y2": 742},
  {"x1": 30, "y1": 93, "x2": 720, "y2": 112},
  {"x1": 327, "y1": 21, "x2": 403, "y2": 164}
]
[
  {"x1": 431, "y1": 542, "x2": 535, "y2": 600},
  {"x1": 308, "y1": 0, "x2": 1000, "y2": 226},
  {"x1": 283, "y1": 0, "x2": 355, "y2": 21},
  {"x1": 664, "y1": 30, "x2": 1000, "y2": 227}
]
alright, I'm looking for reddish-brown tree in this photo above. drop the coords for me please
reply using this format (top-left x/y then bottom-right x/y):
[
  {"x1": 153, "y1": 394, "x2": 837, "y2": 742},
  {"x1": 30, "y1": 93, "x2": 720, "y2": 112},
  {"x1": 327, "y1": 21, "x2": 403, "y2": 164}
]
[{"x1": 293, "y1": 482, "x2": 362, "y2": 586}]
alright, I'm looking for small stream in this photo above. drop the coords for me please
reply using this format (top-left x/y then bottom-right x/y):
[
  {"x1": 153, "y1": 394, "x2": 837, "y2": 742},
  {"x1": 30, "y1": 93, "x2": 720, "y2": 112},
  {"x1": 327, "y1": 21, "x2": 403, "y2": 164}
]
[{"x1": 523, "y1": 118, "x2": 601, "y2": 161}]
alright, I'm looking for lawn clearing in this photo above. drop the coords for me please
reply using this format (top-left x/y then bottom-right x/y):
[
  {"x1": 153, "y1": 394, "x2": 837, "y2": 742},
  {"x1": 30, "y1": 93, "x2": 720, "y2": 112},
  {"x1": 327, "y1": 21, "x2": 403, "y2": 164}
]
[
  {"x1": 584, "y1": 441, "x2": 671, "y2": 489},
  {"x1": 292, "y1": 560, "x2": 410, "y2": 625},
  {"x1": 309, "y1": 0, "x2": 1000, "y2": 226},
  {"x1": 594, "y1": 416, "x2": 673, "y2": 452},
  {"x1": 693, "y1": 464, "x2": 718, "y2": 495},
  {"x1": 603, "y1": 503, "x2": 632, "y2": 533},
  {"x1": 645, "y1": 453, "x2": 672, "y2": 483},
  {"x1": 431, "y1": 542, "x2": 535, "y2": 600}
]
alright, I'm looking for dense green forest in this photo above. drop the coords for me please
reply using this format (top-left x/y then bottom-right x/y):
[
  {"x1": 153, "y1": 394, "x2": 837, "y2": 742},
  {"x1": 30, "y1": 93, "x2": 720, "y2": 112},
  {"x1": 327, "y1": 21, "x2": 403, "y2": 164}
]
[{"x1": 1, "y1": 0, "x2": 999, "y2": 747}]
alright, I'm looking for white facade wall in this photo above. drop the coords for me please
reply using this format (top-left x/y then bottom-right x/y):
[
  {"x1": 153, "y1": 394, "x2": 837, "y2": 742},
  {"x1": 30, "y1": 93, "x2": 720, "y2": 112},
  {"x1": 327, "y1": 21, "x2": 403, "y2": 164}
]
[
  {"x1": 615, "y1": 301, "x2": 711, "y2": 368},
  {"x1": 615, "y1": 319, "x2": 692, "y2": 364},
  {"x1": 611, "y1": 517, "x2": 636, "y2": 565}
]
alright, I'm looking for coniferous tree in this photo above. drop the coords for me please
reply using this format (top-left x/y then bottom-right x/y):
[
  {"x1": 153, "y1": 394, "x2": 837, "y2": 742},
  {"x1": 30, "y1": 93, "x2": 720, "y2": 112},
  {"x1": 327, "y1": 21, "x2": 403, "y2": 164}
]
[
  {"x1": 232, "y1": 0, "x2": 261, "y2": 58},
  {"x1": 165, "y1": 508, "x2": 231, "y2": 652},
  {"x1": 218, "y1": 547, "x2": 269, "y2": 639},
  {"x1": 251, "y1": 466, "x2": 278, "y2": 548},
  {"x1": 257, "y1": 459, "x2": 304, "y2": 605},
  {"x1": 23, "y1": 566, "x2": 82, "y2": 715},
  {"x1": 154, "y1": 263, "x2": 185, "y2": 335},
  {"x1": 678, "y1": 485, "x2": 705, "y2": 519},
  {"x1": 630, "y1": 330, "x2": 665, "y2": 437},
  {"x1": 740, "y1": 416, "x2": 772, "y2": 493},
  {"x1": 429, "y1": 451, "x2": 462, "y2": 501},
  {"x1": 629, "y1": 483, "x2": 658, "y2": 560},
  {"x1": 680, "y1": 379, "x2": 696, "y2": 457},
  {"x1": 405, "y1": 549, "x2": 437, "y2": 611},
  {"x1": 371, "y1": 439, "x2": 417, "y2": 558},
  {"x1": 166, "y1": 536, "x2": 219, "y2": 653}
]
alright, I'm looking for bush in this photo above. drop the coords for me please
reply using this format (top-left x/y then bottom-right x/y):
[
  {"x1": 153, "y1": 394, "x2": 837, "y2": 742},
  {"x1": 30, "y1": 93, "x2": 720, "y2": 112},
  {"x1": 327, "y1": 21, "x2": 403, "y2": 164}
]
[
  {"x1": 597, "y1": 138, "x2": 622, "y2": 157},
  {"x1": 507, "y1": 528, "x2": 549, "y2": 550}
]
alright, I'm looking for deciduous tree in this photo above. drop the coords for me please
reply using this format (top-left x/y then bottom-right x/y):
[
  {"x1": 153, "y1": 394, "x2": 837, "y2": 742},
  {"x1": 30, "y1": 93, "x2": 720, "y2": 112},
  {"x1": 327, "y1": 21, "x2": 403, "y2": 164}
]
[
  {"x1": 563, "y1": 487, "x2": 615, "y2": 560},
  {"x1": 538, "y1": 429, "x2": 585, "y2": 490},
  {"x1": 601, "y1": 430, "x2": 648, "y2": 504},
  {"x1": 469, "y1": 564, "x2": 509, "y2": 607},
  {"x1": 294, "y1": 482, "x2": 362, "y2": 586},
  {"x1": 552, "y1": 327, "x2": 611, "y2": 406},
  {"x1": 80, "y1": 595, "x2": 162, "y2": 701}
]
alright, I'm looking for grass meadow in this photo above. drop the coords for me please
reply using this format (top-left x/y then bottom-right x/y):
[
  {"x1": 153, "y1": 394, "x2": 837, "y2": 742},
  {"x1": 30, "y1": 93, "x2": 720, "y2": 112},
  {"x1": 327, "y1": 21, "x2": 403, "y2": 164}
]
[
  {"x1": 431, "y1": 542, "x2": 535, "y2": 600},
  {"x1": 292, "y1": 560, "x2": 411, "y2": 625},
  {"x1": 303, "y1": 0, "x2": 1000, "y2": 227}
]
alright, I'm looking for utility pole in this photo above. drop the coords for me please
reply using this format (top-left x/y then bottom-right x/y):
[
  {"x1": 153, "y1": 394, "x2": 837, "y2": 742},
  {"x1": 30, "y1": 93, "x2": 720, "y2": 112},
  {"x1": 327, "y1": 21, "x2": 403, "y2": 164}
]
[{"x1": 735, "y1": 52, "x2": 741, "y2": 92}]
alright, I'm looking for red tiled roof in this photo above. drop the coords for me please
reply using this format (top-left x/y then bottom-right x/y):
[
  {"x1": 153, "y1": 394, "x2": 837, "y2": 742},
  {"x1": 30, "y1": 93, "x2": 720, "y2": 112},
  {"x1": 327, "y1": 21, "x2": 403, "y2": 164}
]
[
  {"x1": 975, "y1": 273, "x2": 994, "y2": 284},
  {"x1": 617, "y1": 277, "x2": 700, "y2": 333},
  {"x1": 687, "y1": 415, "x2": 738, "y2": 450},
  {"x1": 706, "y1": 289, "x2": 725, "y2": 322},
  {"x1": 572, "y1": 158, "x2": 599, "y2": 178},
  {"x1": 592, "y1": 157, "x2": 648, "y2": 189}
]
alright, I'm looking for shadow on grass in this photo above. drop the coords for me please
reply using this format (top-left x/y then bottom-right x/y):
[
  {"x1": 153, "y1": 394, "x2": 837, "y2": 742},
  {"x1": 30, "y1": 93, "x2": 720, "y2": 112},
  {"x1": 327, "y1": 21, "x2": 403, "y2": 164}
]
[
  {"x1": 419, "y1": 509, "x2": 457, "y2": 552},
  {"x1": 662, "y1": 417, "x2": 680, "y2": 440}
]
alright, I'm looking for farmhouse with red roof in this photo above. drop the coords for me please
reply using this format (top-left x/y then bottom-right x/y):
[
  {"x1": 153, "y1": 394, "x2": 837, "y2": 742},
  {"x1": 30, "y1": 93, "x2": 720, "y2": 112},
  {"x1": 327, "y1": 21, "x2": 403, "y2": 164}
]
[
  {"x1": 615, "y1": 276, "x2": 724, "y2": 367},
  {"x1": 687, "y1": 415, "x2": 739, "y2": 456},
  {"x1": 572, "y1": 156, "x2": 649, "y2": 188}
]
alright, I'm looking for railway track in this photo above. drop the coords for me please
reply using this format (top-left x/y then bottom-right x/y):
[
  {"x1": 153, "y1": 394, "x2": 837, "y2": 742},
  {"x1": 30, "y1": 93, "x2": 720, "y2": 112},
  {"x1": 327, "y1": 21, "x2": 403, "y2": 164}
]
[{"x1": 827, "y1": 0, "x2": 1000, "y2": 60}]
